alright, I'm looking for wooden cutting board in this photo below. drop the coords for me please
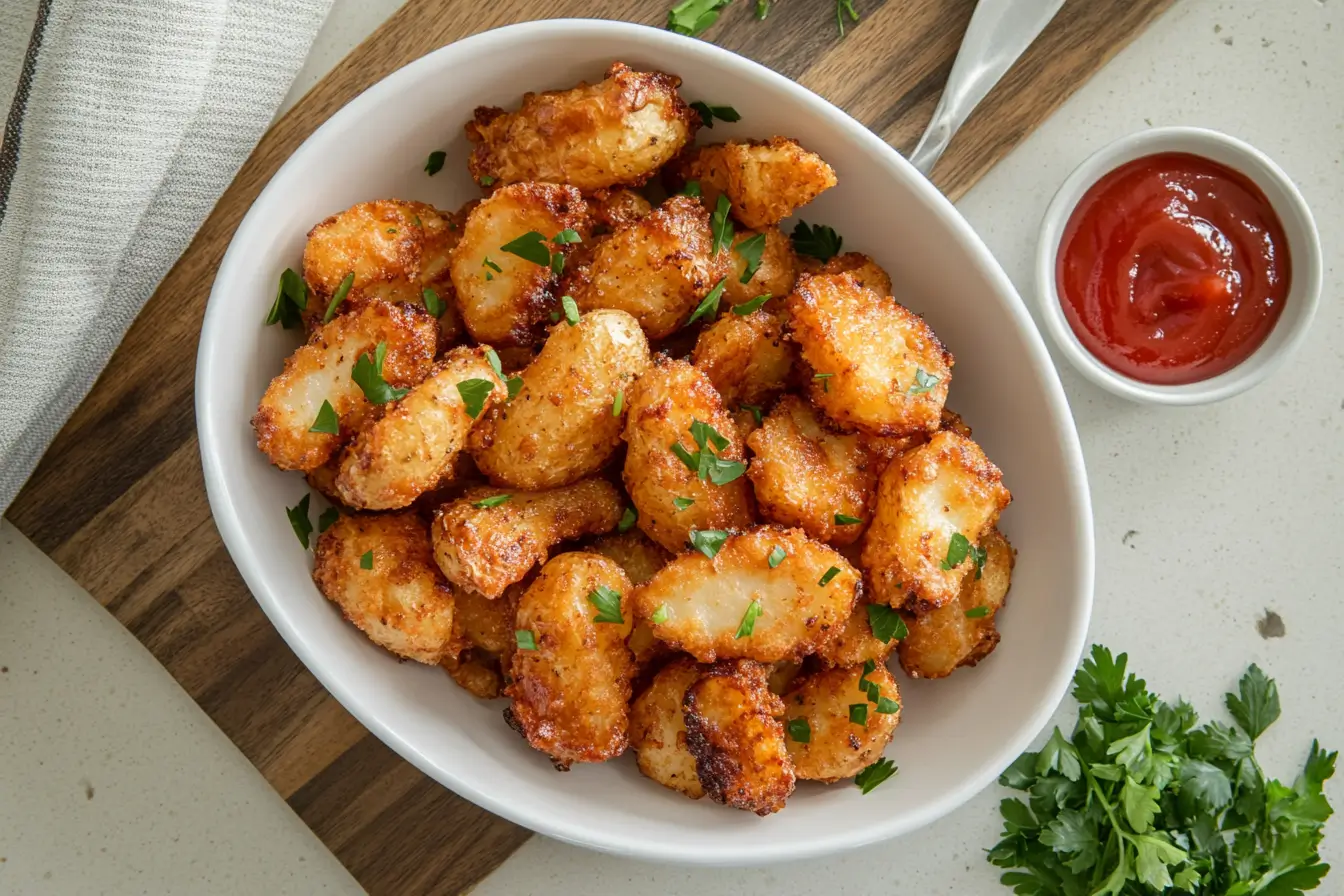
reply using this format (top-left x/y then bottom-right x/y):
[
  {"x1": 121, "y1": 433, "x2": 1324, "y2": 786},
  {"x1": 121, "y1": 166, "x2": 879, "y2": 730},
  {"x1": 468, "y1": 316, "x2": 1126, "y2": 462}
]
[{"x1": 6, "y1": 0, "x2": 1174, "y2": 892}]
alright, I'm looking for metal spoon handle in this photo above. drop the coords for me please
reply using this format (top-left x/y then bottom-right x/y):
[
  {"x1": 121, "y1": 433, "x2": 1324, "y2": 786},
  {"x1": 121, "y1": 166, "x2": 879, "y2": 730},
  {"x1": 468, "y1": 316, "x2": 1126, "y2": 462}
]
[{"x1": 907, "y1": 0, "x2": 1066, "y2": 176}]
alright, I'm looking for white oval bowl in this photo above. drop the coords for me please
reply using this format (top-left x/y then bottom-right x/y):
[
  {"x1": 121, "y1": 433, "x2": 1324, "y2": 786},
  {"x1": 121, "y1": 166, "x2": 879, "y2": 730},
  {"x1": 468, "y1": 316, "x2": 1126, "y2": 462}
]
[
  {"x1": 1035, "y1": 126, "x2": 1322, "y2": 405},
  {"x1": 197, "y1": 19, "x2": 1093, "y2": 864}
]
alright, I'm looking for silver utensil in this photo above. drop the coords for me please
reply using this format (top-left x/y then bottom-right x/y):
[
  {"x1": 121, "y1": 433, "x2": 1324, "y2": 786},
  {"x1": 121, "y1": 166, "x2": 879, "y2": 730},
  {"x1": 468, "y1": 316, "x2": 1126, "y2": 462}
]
[{"x1": 908, "y1": 0, "x2": 1066, "y2": 176}]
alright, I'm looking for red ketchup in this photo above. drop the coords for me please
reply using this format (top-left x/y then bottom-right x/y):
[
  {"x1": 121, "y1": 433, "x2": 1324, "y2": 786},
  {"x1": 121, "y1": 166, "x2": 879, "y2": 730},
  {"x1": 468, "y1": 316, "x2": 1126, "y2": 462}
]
[{"x1": 1057, "y1": 152, "x2": 1291, "y2": 385}]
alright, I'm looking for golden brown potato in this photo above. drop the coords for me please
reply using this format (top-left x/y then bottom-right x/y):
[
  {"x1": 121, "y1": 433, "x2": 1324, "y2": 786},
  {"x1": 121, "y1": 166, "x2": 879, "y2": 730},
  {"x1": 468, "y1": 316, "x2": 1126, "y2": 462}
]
[
  {"x1": 632, "y1": 526, "x2": 859, "y2": 663},
  {"x1": 442, "y1": 579, "x2": 524, "y2": 698},
  {"x1": 254, "y1": 300, "x2": 437, "y2": 472},
  {"x1": 450, "y1": 182, "x2": 587, "y2": 346},
  {"x1": 467, "y1": 62, "x2": 698, "y2": 191},
  {"x1": 505, "y1": 553, "x2": 636, "y2": 767},
  {"x1": 722, "y1": 228, "x2": 798, "y2": 308},
  {"x1": 312, "y1": 512, "x2": 455, "y2": 664},
  {"x1": 621, "y1": 357, "x2": 755, "y2": 553},
  {"x1": 858, "y1": 407, "x2": 975, "y2": 468},
  {"x1": 861, "y1": 431, "x2": 1011, "y2": 612},
  {"x1": 767, "y1": 660, "x2": 803, "y2": 695},
  {"x1": 746, "y1": 395, "x2": 879, "y2": 546},
  {"x1": 470, "y1": 309, "x2": 651, "y2": 489},
  {"x1": 305, "y1": 458, "x2": 343, "y2": 504},
  {"x1": 443, "y1": 649, "x2": 507, "y2": 699},
  {"x1": 804, "y1": 251, "x2": 893, "y2": 298},
  {"x1": 899, "y1": 527, "x2": 1013, "y2": 679},
  {"x1": 787, "y1": 273, "x2": 953, "y2": 437},
  {"x1": 629, "y1": 657, "x2": 705, "y2": 799},
  {"x1": 563, "y1": 195, "x2": 732, "y2": 340},
  {"x1": 691, "y1": 309, "x2": 794, "y2": 409},
  {"x1": 431, "y1": 479, "x2": 624, "y2": 600},
  {"x1": 782, "y1": 663, "x2": 901, "y2": 782},
  {"x1": 670, "y1": 137, "x2": 836, "y2": 230},
  {"x1": 335, "y1": 346, "x2": 504, "y2": 510},
  {"x1": 814, "y1": 596, "x2": 898, "y2": 668},
  {"x1": 683, "y1": 659, "x2": 795, "y2": 815},
  {"x1": 587, "y1": 188, "x2": 653, "y2": 233},
  {"x1": 589, "y1": 530, "x2": 677, "y2": 675}
]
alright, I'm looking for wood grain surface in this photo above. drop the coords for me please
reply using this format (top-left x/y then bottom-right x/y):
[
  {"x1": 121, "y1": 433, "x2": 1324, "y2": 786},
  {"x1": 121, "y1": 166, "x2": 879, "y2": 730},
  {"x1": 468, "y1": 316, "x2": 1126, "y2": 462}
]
[{"x1": 6, "y1": 0, "x2": 1174, "y2": 892}]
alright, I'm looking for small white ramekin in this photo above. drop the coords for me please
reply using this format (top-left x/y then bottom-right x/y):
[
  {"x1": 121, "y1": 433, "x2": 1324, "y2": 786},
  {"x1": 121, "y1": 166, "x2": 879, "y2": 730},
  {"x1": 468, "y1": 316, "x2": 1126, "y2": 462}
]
[{"x1": 1035, "y1": 126, "x2": 1322, "y2": 405}]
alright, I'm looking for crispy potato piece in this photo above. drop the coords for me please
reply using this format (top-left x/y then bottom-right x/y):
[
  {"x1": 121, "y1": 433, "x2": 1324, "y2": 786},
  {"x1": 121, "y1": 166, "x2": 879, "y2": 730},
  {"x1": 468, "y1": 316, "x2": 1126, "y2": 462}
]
[
  {"x1": 621, "y1": 357, "x2": 755, "y2": 553},
  {"x1": 683, "y1": 659, "x2": 795, "y2": 815},
  {"x1": 800, "y1": 251, "x2": 893, "y2": 298},
  {"x1": 899, "y1": 527, "x2": 1013, "y2": 679},
  {"x1": 629, "y1": 657, "x2": 705, "y2": 799},
  {"x1": 589, "y1": 531, "x2": 676, "y2": 674},
  {"x1": 768, "y1": 660, "x2": 803, "y2": 695},
  {"x1": 670, "y1": 137, "x2": 836, "y2": 230},
  {"x1": 442, "y1": 579, "x2": 524, "y2": 698},
  {"x1": 443, "y1": 649, "x2": 507, "y2": 699},
  {"x1": 312, "y1": 512, "x2": 455, "y2": 664},
  {"x1": 505, "y1": 553, "x2": 636, "y2": 767},
  {"x1": 431, "y1": 479, "x2": 623, "y2": 599},
  {"x1": 861, "y1": 431, "x2": 1011, "y2": 612},
  {"x1": 253, "y1": 300, "x2": 437, "y2": 472},
  {"x1": 470, "y1": 309, "x2": 651, "y2": 489},
  {"x1": 450, "y1": 182, "x2": 587, "y2": 346},
  {"x1": 587, "y1": 188, "x2": 653, "y2": 233},
  {"x1": 814, "y1": 596, "x2": 897, "y2": 668},
  {"x1": 787, "y1": 273, "x2": 953, "y2": 437},
  {"x1": 691, "y1": 309, "x2": 794, "y2": 409},
  {"x1": 467, "y1": 62, "x2": 698, "y2": 191},
  {"x1": 632, "y1": 526, "x2": 859, "y2": 663},
  {"x1": 746, "y1": 395, "x2": 879, "y2": 546},
  {"x1": 563, "y1": 195, "x2": 732, "y2": 340},
  {"x1": 306, "y1": 458, "x2": 343, "y2": 504},
  {"x1": 782, "y1": 663, "x2": 901, "y2": 782},
  {"x1": 722, "y1": 228, "x2": 798, "y2": 308},
  {"x1": 335, "y1": 346, "x2": 504, "y2": 510},
  {"x1": 859, "y1": 407, "x2": 975, "y2": 468}
]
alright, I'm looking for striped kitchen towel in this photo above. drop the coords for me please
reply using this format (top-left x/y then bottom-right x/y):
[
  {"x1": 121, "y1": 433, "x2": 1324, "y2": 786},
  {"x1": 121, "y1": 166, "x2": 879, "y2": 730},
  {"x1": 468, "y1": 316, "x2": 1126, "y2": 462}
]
[{"x1": 0, "y1": 0, "x2": 333, "y2": 513}]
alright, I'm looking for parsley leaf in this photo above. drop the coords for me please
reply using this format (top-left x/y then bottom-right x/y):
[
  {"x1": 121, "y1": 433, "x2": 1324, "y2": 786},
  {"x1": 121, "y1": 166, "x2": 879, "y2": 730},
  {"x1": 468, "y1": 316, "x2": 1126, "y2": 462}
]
[
  {"x1": 478, "y1": 175, "x2": 496, "y2": 187},
  {"x1": 855, "y1": 757, "x2": 897, "y2": 794},
  {"x1": 818, "y1": 566, "x2": 841, "y2": 586},
  {"x1": 317, "y1": 506, "x2": 340, "y2": 533},
  {"x1": 455, "y1": 378, "x2": 495, "y2": 418},
  {"x1": 755, "y1": 0, "x2": 770, "y2": 19},
  {"x1": 506, "y1": 374, "x2": 525, "y2": 400},
  {"x1": 689, "y1": 528, "x2": 729, "y2": 559},
  {"x1": 309, "y1": 399, "x2": 339, "y2": 435},
  {"x1": 473, "y1": 494, "x2": 511, "y2": 509},
  {"x1": 667, "y1": 0, "x2": 734, "y2": 36},
  {"x1": 323, "y1": 271, "x2": 355, "y2": 323},
  {"x1": 734, "y1": 232, "x2": 767, "y2": 283},
  {"x1": 690, "y1": 101, "x2": 741, "y2": 128},
  {"x1": 286, "y1": 494, "x2": 312, "y2": 548},
  {"x1": 710, "y1": 194, "x2": 734, "y2": 256},
  {"x1": 650, "y1": 603, "x2": 669, "y2": 625},
  {"x1": 875, "y1": 696, "x2": 900, "y2": 714},
  {"x1": 965, "y1": 605, "x2": 990, "y2": 619},
  {"x1": 612, "y1": 389, "x2": 624, "y2": 417},
  {"x1": 424, "y1": 150, "x2": 446, "y2": 175},
  {"x1": 908, "y1": 367, "x2": 941, "y2": 395},
  {"x1": 786, "y1": 717, "x2": 810, "y2": 743},
  {"x1": 500, "y1": 231, "x2": 552, "y2": 267},
  {"x1": 732, "y1": 293, "x2": 772, "y2": 315},
  {"x1": 351, "y1": 342, "x2": 408, "y2": 405},
  {"x1": 673, "y1": 496, "x2": 694, "y2": 511},
  {"x1": 669, "y1": 418, "x2": 745, "y2": 485},
  {"x1": 791, "y1": 220, "x2": 843, "y2": 261},
  {"x1": 561, "y1": 295, "x2": 580, "y2": 326},
  {"x1": 685, "y1": 279, "x2": 728, "y2": 326},
  {"x1": 734, "y1": 599, "x2": 762, "y2": 638},
  {"x1": 485, "y1": 348, "x2": 504, "y2": 380},
  {"x1": 866, "y1": 603, "x2": 907, "y2": 643},
  {"x1": 941, "y1": 532, "x2": 971, "y2": 570},
  {"x1": 767, "y1": 546, "x2": 786, "y2": 568},
  {"x1": 834, "y1": 512, "x2": 861, "y2": 525},
  {"x1": 1226, "y1": 663, "x2": 1280, "y2": 741},
  {"x1": 515, "y1": 630, "x2": 537, "y2": 651},
  {"x1": 423, "y1": 286, "x2": 446, "y2": 318},
  {"x1": 740, "y1": 403, "x2": 764, "y2": 425},
  {"x1": 265, "y1": 268, "x2": 307, "y2": 329},
  {"x1": 849, "y1": 703, "x2": 868, "y2": 725},
  {"x1": 587, "y1": 585, "x2": 624, "y2": 625},
  {"x1": 617, "y1": 506, "x2": 638, "y2": 534},
  {"x1": 359, "y1": 550, "x2": 373, "y2": 570},
  {"x1": 681, "y1": 179, "x2": 702, "y2": 199}
]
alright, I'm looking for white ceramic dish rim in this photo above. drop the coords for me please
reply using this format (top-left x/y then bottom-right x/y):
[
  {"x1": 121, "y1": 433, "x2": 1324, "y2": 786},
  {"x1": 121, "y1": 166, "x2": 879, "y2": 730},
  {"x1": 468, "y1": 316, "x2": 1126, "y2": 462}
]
[
  {"x1": 1034, "y1": 126, "x2": 1323, "y2": 406},
  {"x1": 196, "y1": 19, "x2": 1094, "y2": 863}
]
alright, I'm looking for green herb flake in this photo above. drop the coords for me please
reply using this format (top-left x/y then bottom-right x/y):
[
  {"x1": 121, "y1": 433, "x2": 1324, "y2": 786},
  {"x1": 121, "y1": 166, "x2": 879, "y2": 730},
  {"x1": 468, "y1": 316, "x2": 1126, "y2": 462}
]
[
  {"x1": 849, "y1": 703, "x2": 868, "y2": 725},
  {"x1": 690, "y1": 101, "x2": 741, "y2": 129},
  {"x1": 265, "y1": 268, "x2": 308, "y2": 329},
  {"x1": 351, "y1": 342, "x2": 409, "y2": 405},
  {"x1": 424, "y1": 150, "x2": 446, "y2": 176},
  {"x1": 733, "y1": 232, "x2": 767, "y2": 283},
  {"x1": 875, "y1": 696, "x2": 900, "y2": 714},
  {"x1": 485, "y1": 348, "x2": 504, "y2": 379},
  {"x1": 681, "y1": 179, "x2": 702, "y2": 198},
  {"x1": 612, "y1": 389, "x2": 625, "y2": 417},
  {"x1": 710, "y1": 194, "x2": 734, "y2": 256},
  {"x1": 791, "y1": 220, "x2": 843, "y2": 261},
  {"x1": 689, "y1": 528, "x2": 729, "y2": 559},
  {"x1": 479, "y1": 174, "x2": 496, "y2": 186},
  {"x1": 309, "y1": 399, "x2": 339, "y2": 435},
  {"x1": 834, "y1": 512, "x2": 861, "y2": 525},
  {"x1": 964, "y1": 605, "x2": 990, "y2": 619},
  {"x1": 734, "y1": 599, "x2": 762, "y2": 638},
  {"x1": 855, "y1": 757, "x2": 897, "y2": 794},
  {"x1": 767, "y1": 546, "x2": 786, "y2": 568},
  {"x1": 908, "y1": 367, "x2": 940, "y2": 396},
  {"x1": 673, "y1": 497, "x2": 695, "y2": 512},
  {"x1": 667, "y1": 0, "x2": 734, "y2": 37},
  {"x1": 740, "y1": 404, "x2": 764, "y2": 425},
  {"x1": 553, "y1": 228, "x2": 582, "y2": 245},
  {"x1": 818, "y1": 566, "x2": 841, "y2": 586},
  {"x1": 323, "y1": 272, "x2": 356, "y2": 323},
  {"x1": 786, "y1": 717, "x2": 810, "y2": 743},
  {"x1": 685, "y1": 278, "x2": 727, "y2": 327},
  {"x1": 562, "y1": 295, "x2": 580, "y2": 326},
  {"x1": 473, "y1": 494, "x2": 511, "y2": 509},
  {"x1": 835, "y1": 0, "x2": 859, "y2": 36},
  {"x1": 515, "y1": 630, "x2": 538, "y2": 651},
  {"x1": 866, "y1": 604, "x2": 908, "y2": 644},
  {"x1": 359, "y1": 550, "x2": 373, "y2": 570},
  {"x1": 813, "y1": 372, "x2": 834, "y2": 393},
  {"x1": 317, "y1": 506, "x2": 340, "y2": 534},
  {"x1": 588, "y1": 585, "x2": 624, "y2": 625},
  {"x1": 940, "y1": 532, "x2": 971, "y2": 570},
  {"x1": 500, "y1": 231, "x2": 552, "y2": 267},
  {"x1": 483, "y1": 256, "x2": 503, "y2": 273},
  {"x1": 617, "y1": 506, "x2": 638, "y2": 534},
  {"x1": 456, "y1": 378, "x2": 495, "y2": 418},
  {"x1": 732, "y1": 293, "x2": 772, "y2": 315},
  {"x1": 286, "y1": 494, "x2": 313, "y2": 548},
  {"x1": 506, "y1": 375, "x2": 524, "y2": 400},
  {"x1": 650, "y1": 603, "x2": 669, "y2": 625},
  {"x1": 423, "y1": 286, "x2": 446, "y2": 318}
]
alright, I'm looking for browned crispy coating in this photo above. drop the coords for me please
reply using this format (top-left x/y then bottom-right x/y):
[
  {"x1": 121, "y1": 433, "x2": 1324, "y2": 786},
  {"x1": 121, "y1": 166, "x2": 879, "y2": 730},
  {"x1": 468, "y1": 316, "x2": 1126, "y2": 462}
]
[
  {"x1": 631, "y1": 526, "x2": 860, "y2": 664},
  {"x1": 335, "y1": 346, "x2": 504, "y2": 510},
  {"x1": 861, "y1": 431, "x2": 1011, "y2": 612},
  {"x1": 814, "y1": 595, "x2": 898, "y2": 668},
  {"x1": 746, "y1": 395, "x2": 879, "y2": 546},
  {"x1": 787, "y1": 273, "x2": 953, "y2": 437},
  {"x1": 782, "y1": 663, "x2": 901, "y2": 782},
  {"x1": 669, "y1": 137, "x2": 837, "y2": 230},
  {"x1": 629, "y1": 657, "x2": 705, "y2": 799},
  {"x1": 691, "y1": 308, "x2": 794, "y2": 409},
  {"x1": 800, "y1": 251, "x2": 893, "y2": 298},
  {"x1": 467, "y1": 62, "x2": 699, "y2": 191},
  {"x1": 470, "y1": 309, "x2": 651, "y2": 490},
  {"x1": 722, "y1": 227, "x2": 799, "y2": 308},
  {"x1": 442, "y1": 579, "x2": 524, "y2": 699},
  {"x1": 586, "y1": 188, "x2": 653, "y2": 233},
  {"x1": 253, "y1": 299, "x2": 437, "y2": 472},
  {"x1": 588, "y1": 530, "x2": 677, "y2": 676},
  {"x1": 898, "y1": 527, "x2": 1014, "y2": 679},
  {"x1": 312, "y1": 512, "x2": 455, "y2": 664},
  {"x1": 683, "y1": 659, "x2": 796, "y2": 815},
  {"x1": 858, "y1": 407, "x2": 974, "y2": 469},
  {"x1": 430, "y1": 479, "x2": 624, "y2": 600},
  {"x1": 562, "y1": 195, "x2": 733, "y2": 339},
  {"x1": 505, "y1": 553, "x2": 636, "y2": 767},
  {"x1": 620, "y1": 357, "x2": 755, "y2": 553},
  {"x1": 449, "y1": 182, "x2": 587, "y2": 346}
]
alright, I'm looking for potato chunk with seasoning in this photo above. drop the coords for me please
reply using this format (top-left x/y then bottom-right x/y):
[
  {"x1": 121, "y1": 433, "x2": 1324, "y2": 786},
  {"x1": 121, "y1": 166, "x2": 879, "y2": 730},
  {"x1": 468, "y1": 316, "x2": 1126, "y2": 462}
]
[
  {"x1": 670, "y1": 137, "x2": 836, "y2": 229},
  {"x1": 335, "y1": 346, "x2": 504, "y2": 510},
  {"x1": 505, "y1": 553, "x2": 635, "y2": 768},
  {"x1": 683, "y1": 659, "x2": 795, "y2": 815},
  {"x1": 621, "y1": 357, "x2": 755, "y2": 553},
  {"x1": 862, "y1": 431, "x2": 1011, "y2": 612},
  {"x1": 787, "y1": 273, "x2": 952, "y2": 437},
  {"x1": 722, "y1": 228, "x2": 798, "y2": 308},
  {"x1": 312, "y1": 512, "x2": 455, "y2": 664},
  {"x1": 589, "y1": 530, "x2": 676, "y2": 674},
  {"x1": 563, "y1": 195, "x2": 732, "y2": 339},
  {"x1": 254, "y1": 299, "x2": 437, "y2": 472},
  {"x1": 587, "y1": 188, "x2": 653, "y2": 233},
  {"x1": 442, "y1": 580, "x2": 524, "y2": 699},
  {"x1": 629, "y1": 657, "x2": 705, "y2": 799},
  {"x1": 450, "y1": 182, "x2": 587, "y2": 346},
  {"x1": 466, "y1": 62, "x2": 698, "y2": 191},
  {"x1": 691, "y1": 308, "x2": 794, "y2": 409},
  {"x1": 746, "y1": 395, "x2": 879, "y2": 546},
  {"x1": 431, "y1": 479, "x2": 623, "y2": 599},
  {"x1": 899, "y1": 527, "x2": 1013, "y2": 679},
  {"x1": 782, "y1": 663, "x2": 901, "y2": 782},
  {"x1": 814, "y1": 597, "x2": 899, "y2": 668},
  {"x1": 632, "y1": 526, "x2": 858, "y2": 663},
  {"x1": 470, "y1": 309, "x2": 650, "y2": 490},
  {"x1": 801, "y1": 251, "x2": 893, "y2": 298}
]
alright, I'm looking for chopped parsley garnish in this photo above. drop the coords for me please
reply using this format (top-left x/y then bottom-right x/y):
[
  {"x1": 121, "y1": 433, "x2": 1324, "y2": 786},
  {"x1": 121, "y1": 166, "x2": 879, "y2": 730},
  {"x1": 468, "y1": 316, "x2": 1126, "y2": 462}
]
[
  {"x1": 813, "y1": 372, "x2": 834, "y2": 392},
  {"x1": 515, "y1": 630, "x2": 538, "y2": 651},
  {"x1": 734, "y1": 232, "x2": 767, "y2": 282},
  {"x1": 767, "y1": 546, "x2": 786, "y2": 568},
  {"x1": 561, "y1": 295, "x2": 580, "y2": 326},
  {"x1": 791, "y1": 220, "x2": 843, "y2": 261},
  {"x1": 875, "y1": 696, "x2": 900, "y2": 714},
  {"x1": 858, "y1": 658, "x2": 876, "y2": 688},
  {"x1": 506, "y1": 375, "x2": 525, "y2": 400},
  {"x1": 479, "y1": 175, "x2": 496, "y2": 186},
  {"x1": 734, "y1": 599, "x2": 762, "y2": 638},
  {"x1": 818, "y1": 566, "x2": 841, "y2": 586},
  {"x1": 866, "y1": 604, "x2": 908, "y2": 644},
  {"x1": 265, "y1": 268, "x2": 307, "y2": 329},
  {"x1": 553, "y1": 228, "x2": 582, "y2": 245},
  {"x1": 740, "y1": 404, "x2": 764, "y2": 425},
  {"x1": 689, "y1": 528, "x2": 729, "y2": 559},
  {"x1": 685, "y1": 278, "x2": 728, "y2": 326},
  {"x1": 351, "y1": 342, "x2": 408, "y2": 405},
  {"x1": 681, "y1": 179, "x2": 702, "y2": 198},
  {"x1": 482, "y1": 256, "x2": 501, "y2": 281},
  {"x1": 422, "y1": 286, "x2": 446, "y2": 318},
  {"x1": 317, "y1": 506, "x2": 340, "y2": 533},
  {"x1": 786, "y1": 717, "x2": 810, "y2": 743},
  {"x1": 670, "y1": 418, "x2": 746, "y2": 485},
  {"x1": 617, "y1": 506, "x2": 638, "y2": 534},
  {"x1": 690, "y1": 101, "x2": 741, "y2": 128},
  {"x1": 940, "y1": 532, "x2": 971, "y2": 571},
  {"x1": 323, "y1": 272, "x2": 355, "y2": 323},
  {"x1": 756, "y1": 0, "x2": 770, "y2": 18},
  {"x1": 835, "y1": 0, "x2": 859, "y2": 36},
  {"x1": 673, "y1": 497, "x2": 695, "y2": 511},
  {"x1": 473, "y1": 494, "x2": 511, "y2": 509},
  {"x1": 908, "y1": 367, "x2": 940, "y2": 395},
  {"x1": 855, "y1": 757, "x2": 897, "y2": 794},
  {"x1": 456, "y1": 378, "x2": 495, "y2": 418},
  {"x1": 500, "y1": 231, "x2": 551, "y2": 267},
  {"x1": 964, "y1": 605, "x2": 990, "y2": 619},
  {"x1": 732, "y1": 293, "x2": 772, "y2": 315},
  {"x1": 969, "y1": 543, "x2": 987, "y2": 580},
  {"x1": 286, "y1": 494, "x2": 313, "y2": 548},
  {"x1": 849, "y1": 703, "x2": 869, "y2": 725},
  {"x1": 667, "y1": 0, "x2": 733, "y2": 36},
  {"x1": 612, "y1": 389, "x2": 624, "y2": 417},
  {"x1": 710, "y1": 194, "x2": 734, "y2": 256},
  {"x1": 424, "y1": 150, "x2": 446, "y2": 175},
  {"x1": 309, "y1": 400, "x2": 339, "y2": 435},
  {"x1": 650, "y1": 603, "x2": 669, "y2": 625},
  {"x1": 359, "y1": 550, "x2": 373, "y2": 570},
  {"x1": 587, "y1": 585, "x2": 624, "y2": 624},
  {"x1": 834, "y1": 512, "x2": 861, "y2": 525},
  {"x1": 485, "y1": 347, "x2": 503, "y2": 379}
]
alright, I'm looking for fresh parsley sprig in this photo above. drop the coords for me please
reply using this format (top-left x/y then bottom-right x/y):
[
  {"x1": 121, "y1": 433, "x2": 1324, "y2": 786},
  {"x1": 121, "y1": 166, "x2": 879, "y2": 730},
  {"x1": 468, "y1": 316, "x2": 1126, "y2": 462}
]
[{"x1": 669, "y1": 419, "x2": 746, "y2": 485}]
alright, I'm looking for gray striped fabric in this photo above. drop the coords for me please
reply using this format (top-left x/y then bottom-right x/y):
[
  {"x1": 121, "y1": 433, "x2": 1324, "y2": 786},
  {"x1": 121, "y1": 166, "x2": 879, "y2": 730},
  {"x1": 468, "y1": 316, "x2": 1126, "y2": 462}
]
[{"x1": 0, "y1": 0, "x2": 333, "y2": 512}]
